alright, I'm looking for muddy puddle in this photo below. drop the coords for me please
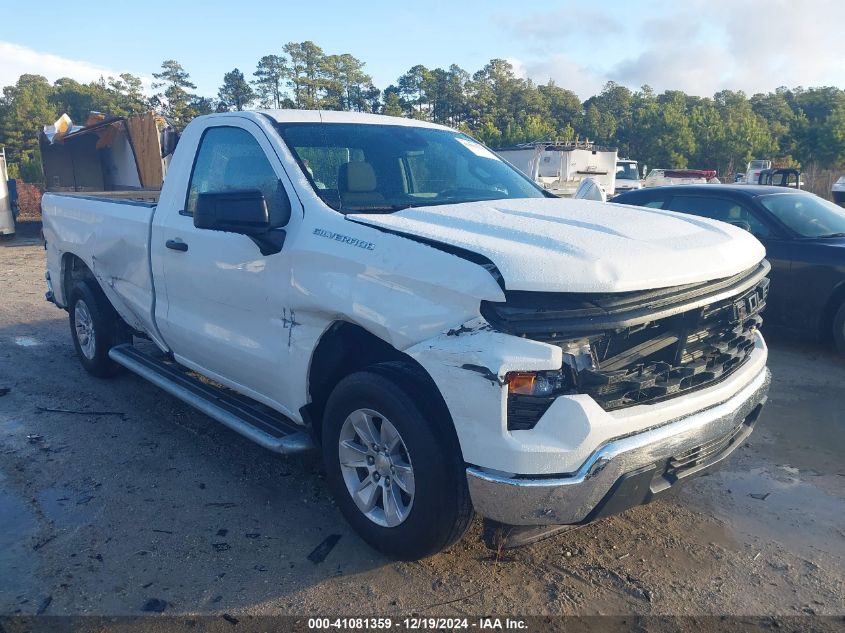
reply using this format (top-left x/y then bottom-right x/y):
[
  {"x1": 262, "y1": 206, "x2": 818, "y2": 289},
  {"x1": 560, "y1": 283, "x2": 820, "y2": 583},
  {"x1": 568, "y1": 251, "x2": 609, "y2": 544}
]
[
  {"x1": 703, "y1": 465, "x2": 845, "y2": 560},
  {"x1": 12, "y1": 336, "x2": 42, "y2": 347}
]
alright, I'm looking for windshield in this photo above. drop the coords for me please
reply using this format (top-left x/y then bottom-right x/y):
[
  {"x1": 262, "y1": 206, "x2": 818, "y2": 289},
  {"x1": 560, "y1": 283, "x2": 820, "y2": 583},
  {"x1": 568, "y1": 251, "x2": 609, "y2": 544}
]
[
  {"x1": 616, "y1": 162, "x2": 639, "y2": 180},
  {"x1": 759, "y1": 193, "x2": 845, "y2": 238},
  {"x1": 275, "y1": 122, "x2": 545, "y2": 213}
]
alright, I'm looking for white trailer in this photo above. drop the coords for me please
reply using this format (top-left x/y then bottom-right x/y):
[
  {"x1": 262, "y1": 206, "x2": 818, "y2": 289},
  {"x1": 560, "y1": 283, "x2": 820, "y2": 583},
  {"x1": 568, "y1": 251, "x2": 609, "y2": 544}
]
[
  {"x1": 497, "y1": 142, "x2": 618, "y2": 198},
  {"x1": 0, "y1": 148, "x2": 15, "y2": 236}
]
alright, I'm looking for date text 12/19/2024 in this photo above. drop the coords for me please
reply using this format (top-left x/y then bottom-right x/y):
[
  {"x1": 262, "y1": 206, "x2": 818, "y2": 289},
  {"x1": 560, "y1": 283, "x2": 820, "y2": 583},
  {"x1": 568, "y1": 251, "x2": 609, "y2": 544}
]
[{"x1": 308, "y1": 617, "x2": 528, "y2": 630}]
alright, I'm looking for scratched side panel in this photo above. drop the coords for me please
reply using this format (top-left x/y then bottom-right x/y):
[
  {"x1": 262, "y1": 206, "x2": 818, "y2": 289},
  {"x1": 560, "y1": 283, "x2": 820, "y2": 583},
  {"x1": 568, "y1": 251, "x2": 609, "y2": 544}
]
[
  {"x1": 41, "y1": 193, "x2": 165, "y2": 349},
  {"x1": 272, "y1": 206, "x2": 509, "y2": 420}
]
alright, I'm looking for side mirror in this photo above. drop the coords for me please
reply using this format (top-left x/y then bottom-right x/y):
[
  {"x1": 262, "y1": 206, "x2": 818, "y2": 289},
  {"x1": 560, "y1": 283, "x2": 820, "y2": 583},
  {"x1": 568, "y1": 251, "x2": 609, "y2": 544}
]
[{"x1": 194, "y1": 190, "x2": 270, "y2": 236}]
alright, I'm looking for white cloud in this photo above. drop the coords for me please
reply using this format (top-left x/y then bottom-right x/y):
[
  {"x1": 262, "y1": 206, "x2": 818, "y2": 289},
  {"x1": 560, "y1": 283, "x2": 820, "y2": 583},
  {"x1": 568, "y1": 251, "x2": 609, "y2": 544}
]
[
  {"x1": 509, "y1": 54, "x2": 606, "y2": 99},
  {"x1": 0, "y1": 41, "x2": 152, "y2": 92},
  {"x1": 610, "y1": 0, "x2": 845, "y2": 96},
  {"x1": 498, "y1": 9, "x2": 624, "y2": 43},
  {"x1": 718, "y1": 0, "x2": 845, "y2": 93},
  {"x1": 609, "y1": 15, "x2": 733, "y2": 95},
  {"x1": 502, "y1": 0, "x2": 845, "y2": 99}
]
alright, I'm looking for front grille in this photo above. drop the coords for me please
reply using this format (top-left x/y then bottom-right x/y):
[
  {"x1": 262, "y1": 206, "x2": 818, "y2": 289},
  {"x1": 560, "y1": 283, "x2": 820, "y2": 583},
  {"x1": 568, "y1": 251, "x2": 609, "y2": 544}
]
[
  {"x1": 581, "y1": 278, "x2": 767, "y2": 409},
  {"x1": 496, "y1": 265, "x2": 769, "y2": 428}
]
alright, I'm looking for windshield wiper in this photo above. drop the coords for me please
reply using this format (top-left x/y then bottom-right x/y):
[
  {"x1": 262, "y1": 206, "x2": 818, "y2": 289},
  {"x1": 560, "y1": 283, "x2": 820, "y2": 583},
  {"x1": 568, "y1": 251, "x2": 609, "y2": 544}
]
[
  {"x1": 816, "y1": 232, "x2": 845, "y2": 238},
  {"x1": 410, "y1": 194, "x2": 510, "y2": 208},
  {"x1": 342, "y1": 203, "x2": 414, "y2": 214}
]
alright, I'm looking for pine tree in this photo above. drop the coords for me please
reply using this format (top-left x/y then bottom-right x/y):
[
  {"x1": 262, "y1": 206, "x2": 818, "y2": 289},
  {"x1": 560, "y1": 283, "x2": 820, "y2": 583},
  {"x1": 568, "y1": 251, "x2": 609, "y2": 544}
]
[
  {"x1": 152, "y1": 60, "x2": 198, "y2": 130},
  {"x1": 218, "y1": 69, "x2": 256, "y2": 111}
]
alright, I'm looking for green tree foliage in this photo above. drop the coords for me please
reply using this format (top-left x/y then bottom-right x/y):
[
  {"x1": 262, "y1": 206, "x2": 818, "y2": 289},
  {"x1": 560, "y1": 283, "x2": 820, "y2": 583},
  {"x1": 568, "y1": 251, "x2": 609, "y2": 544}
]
[
  {"x1": 152, "y1": 59, "x2": 201, "y2": 129},
  {"x1": 283, "y1": 41, "x2": 325, "y2": 109},
  {"x1": 3, "y1": 45, "x2": 845, "y2": 184},
  {"x1": 0, "y1": 74, "x2": 56, "y2": 165},
  {"x1": 397, "y1": 64, "x2": 430, "y2": 117},
  {"x1": 381, "y1": 88, "x2": 403, "y2": 116},
  {"x1": 108, "y1": 73, "x2": 148, "y2": 114},
  {"x1": 538, "y1": 81, "x2": 581, "y2": 136},
  {"x1": 0, "y1": 74, "x2": 56, "y2": 182},
  {"x1": 785, "y1": 87, "x2": 845, "y2": 168},
  {"x1": 253, "y1": 55, "x2": 289, "y2": 109},
  {"x1": 218, "y1": 68, "x2": 256, "y2": 111},
  {"x1": 320, "y1": 53, "x2": 376, "y2": 111}
]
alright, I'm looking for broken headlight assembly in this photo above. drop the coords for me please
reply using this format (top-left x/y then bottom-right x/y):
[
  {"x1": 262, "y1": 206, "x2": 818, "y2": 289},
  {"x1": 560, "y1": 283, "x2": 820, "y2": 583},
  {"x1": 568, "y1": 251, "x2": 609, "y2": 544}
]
[
  {"x1": 488, "y1": 267, "x2": 769, "y2": 429},
  {"x1": 505, "y1": 338, "x2": 596, "y2": 431}
]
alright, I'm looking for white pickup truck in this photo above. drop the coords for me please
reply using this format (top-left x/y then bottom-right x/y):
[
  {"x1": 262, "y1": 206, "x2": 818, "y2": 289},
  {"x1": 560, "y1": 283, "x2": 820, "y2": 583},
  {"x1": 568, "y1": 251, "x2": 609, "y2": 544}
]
[{"x1": 42, "y1": 110, "x2": 771, "y2": 559}]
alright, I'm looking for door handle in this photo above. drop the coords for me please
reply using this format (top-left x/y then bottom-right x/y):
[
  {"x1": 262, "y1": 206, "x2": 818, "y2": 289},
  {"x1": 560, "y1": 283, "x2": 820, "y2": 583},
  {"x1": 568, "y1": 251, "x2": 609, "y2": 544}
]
[{"x1": 166, "y1": 239, "x2": 188, "y2": 252}]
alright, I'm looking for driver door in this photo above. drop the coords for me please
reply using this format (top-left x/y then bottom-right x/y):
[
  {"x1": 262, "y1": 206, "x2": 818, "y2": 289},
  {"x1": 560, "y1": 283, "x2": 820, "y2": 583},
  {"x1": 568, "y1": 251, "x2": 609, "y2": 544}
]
[{"x1": 155, "y1": 121, "x2": 297, "y2": 413}]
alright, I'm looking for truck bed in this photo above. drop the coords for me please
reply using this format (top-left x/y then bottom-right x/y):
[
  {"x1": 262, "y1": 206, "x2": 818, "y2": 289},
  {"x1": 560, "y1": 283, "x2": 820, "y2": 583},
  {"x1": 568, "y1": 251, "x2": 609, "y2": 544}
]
[
  {"x1": 54, "y1": 190, "x2": 160, "y2": 204},
  {"x1": 41, "y1": 191, "x2": 159, "y2": 343}
]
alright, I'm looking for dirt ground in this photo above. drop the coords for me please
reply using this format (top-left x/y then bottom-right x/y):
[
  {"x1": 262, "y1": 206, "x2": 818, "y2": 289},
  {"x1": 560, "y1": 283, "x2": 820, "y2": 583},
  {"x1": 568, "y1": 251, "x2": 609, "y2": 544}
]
[{"x1": 1, "y1": 224, "x2": 843, "y2": 620}]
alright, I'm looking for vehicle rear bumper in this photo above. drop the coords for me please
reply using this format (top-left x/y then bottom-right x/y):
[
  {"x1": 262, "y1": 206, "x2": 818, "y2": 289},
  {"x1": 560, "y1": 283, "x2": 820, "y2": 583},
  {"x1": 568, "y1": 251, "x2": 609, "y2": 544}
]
[{"x1": 466, "y1": 366, "x2": 770, "y2": 526}]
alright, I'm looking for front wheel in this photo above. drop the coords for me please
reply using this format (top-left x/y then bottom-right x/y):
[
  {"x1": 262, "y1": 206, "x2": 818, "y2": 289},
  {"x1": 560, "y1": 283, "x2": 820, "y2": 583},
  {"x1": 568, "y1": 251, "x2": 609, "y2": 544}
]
[{"x1": 322, "y1": 368, "x2": 473, "y2": 559}]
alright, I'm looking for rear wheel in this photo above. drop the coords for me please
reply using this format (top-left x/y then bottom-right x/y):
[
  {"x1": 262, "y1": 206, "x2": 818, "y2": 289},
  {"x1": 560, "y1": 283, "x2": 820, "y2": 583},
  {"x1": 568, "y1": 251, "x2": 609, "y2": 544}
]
[
  {"x1": 322, "y1": 368, "x2": 473, "y2": 559},
  {"x1": 68, "y1": 280, "x2": 129, "y2": 377},
  {"x1": 833, "y1": 302, "x2": 845, "y2": 355}
]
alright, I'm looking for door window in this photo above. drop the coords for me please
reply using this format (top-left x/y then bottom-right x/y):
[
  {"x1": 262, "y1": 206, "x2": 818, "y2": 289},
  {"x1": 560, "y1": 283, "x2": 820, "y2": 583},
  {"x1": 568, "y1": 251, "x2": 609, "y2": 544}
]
[
  {"x1": 185, "y1": 126, "x2": 284, "y2": 217},
  {"x1": 666, "y1": 195, "x2": 772, "y2": 238}
]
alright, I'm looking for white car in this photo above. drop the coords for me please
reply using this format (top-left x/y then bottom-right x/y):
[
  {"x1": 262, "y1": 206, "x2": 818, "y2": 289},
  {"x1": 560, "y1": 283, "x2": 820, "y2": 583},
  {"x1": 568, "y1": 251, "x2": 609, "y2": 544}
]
[{"x1": 42, "y1": 111, "x2": 771, "y2": 558}]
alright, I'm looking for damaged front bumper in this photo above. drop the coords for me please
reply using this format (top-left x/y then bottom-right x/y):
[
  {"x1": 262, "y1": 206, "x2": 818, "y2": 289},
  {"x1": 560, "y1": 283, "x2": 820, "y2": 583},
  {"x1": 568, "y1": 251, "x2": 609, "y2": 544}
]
[{"x1": 466, "y1": 365, "x2": 770, "y2": 526}]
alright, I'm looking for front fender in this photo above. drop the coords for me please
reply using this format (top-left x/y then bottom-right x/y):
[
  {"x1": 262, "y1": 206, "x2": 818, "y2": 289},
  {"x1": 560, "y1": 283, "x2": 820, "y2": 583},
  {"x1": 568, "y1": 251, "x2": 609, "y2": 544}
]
[{"x1": 406, "y1": 318, "x2": 562, "y2": 471}]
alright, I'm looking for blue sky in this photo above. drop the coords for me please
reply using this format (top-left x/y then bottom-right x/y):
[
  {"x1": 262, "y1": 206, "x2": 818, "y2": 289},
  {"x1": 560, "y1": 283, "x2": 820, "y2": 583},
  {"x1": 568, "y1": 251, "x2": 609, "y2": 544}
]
[{"x1": 2, "y1": 0, "x2": 844, "y2": 100}]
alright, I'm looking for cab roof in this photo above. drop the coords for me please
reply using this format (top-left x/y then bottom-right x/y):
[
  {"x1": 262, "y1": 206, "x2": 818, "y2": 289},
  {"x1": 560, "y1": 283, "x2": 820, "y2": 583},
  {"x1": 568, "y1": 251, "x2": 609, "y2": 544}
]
[{"x1": 255, "y1": 109, "x2": 454, "y2": 131}]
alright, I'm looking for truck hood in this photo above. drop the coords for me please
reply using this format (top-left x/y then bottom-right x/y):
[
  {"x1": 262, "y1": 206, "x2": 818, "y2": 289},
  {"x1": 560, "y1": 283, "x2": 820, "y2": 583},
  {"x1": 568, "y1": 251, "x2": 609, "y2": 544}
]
[{"x1": 349, "y1": 197, "x2": 766, "y2": 293}]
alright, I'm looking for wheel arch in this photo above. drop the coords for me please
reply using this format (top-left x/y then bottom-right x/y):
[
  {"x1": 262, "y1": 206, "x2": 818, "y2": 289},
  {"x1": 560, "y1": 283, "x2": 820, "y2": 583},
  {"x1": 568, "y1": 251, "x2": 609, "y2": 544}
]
[
  {"x1": 303, "y1": 321, "x2": 457, "y2": 452},
  {"x1": 61, "y1": 252, "x2": 97, "y2": 307},
  {"x1": 819, "y1": 279, "x2": 845, "y2": 341}
]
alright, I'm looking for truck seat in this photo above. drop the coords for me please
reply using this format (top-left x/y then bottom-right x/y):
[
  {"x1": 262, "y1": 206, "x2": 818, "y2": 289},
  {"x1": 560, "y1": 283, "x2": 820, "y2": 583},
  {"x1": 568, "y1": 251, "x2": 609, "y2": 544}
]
[{"x1": 338, "y1": 162, "x2": 385, "y2": 207}]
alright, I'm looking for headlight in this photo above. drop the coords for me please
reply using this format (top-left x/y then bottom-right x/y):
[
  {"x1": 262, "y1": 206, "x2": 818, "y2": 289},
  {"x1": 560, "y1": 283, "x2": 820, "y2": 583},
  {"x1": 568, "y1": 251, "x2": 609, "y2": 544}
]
[
  {"x1": 504, "y1": 338, "x2": 594, "y2": 431},
  {"x1": 506, "y1": 371, "x2": 564, "y2": 397}
]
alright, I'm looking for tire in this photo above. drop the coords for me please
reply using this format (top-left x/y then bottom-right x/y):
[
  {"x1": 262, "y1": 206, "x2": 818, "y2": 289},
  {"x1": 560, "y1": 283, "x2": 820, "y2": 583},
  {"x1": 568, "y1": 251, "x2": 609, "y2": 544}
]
[
  {"x1": 833, "y1": 302, "x2": 845, "y2": 355},
  {"x1": 68, "y1": 279, "x2": 129, "y2": 377},
  {"x1": 322, "y1": 367, "x2": 473, "y2": 559}
]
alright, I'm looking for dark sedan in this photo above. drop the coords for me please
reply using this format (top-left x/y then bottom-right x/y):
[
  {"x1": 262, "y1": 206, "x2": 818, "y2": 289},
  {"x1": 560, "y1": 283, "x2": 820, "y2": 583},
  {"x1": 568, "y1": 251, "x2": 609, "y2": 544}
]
[{"x1": 612, "y1": 185, "x2": 845, "y2": 353}]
